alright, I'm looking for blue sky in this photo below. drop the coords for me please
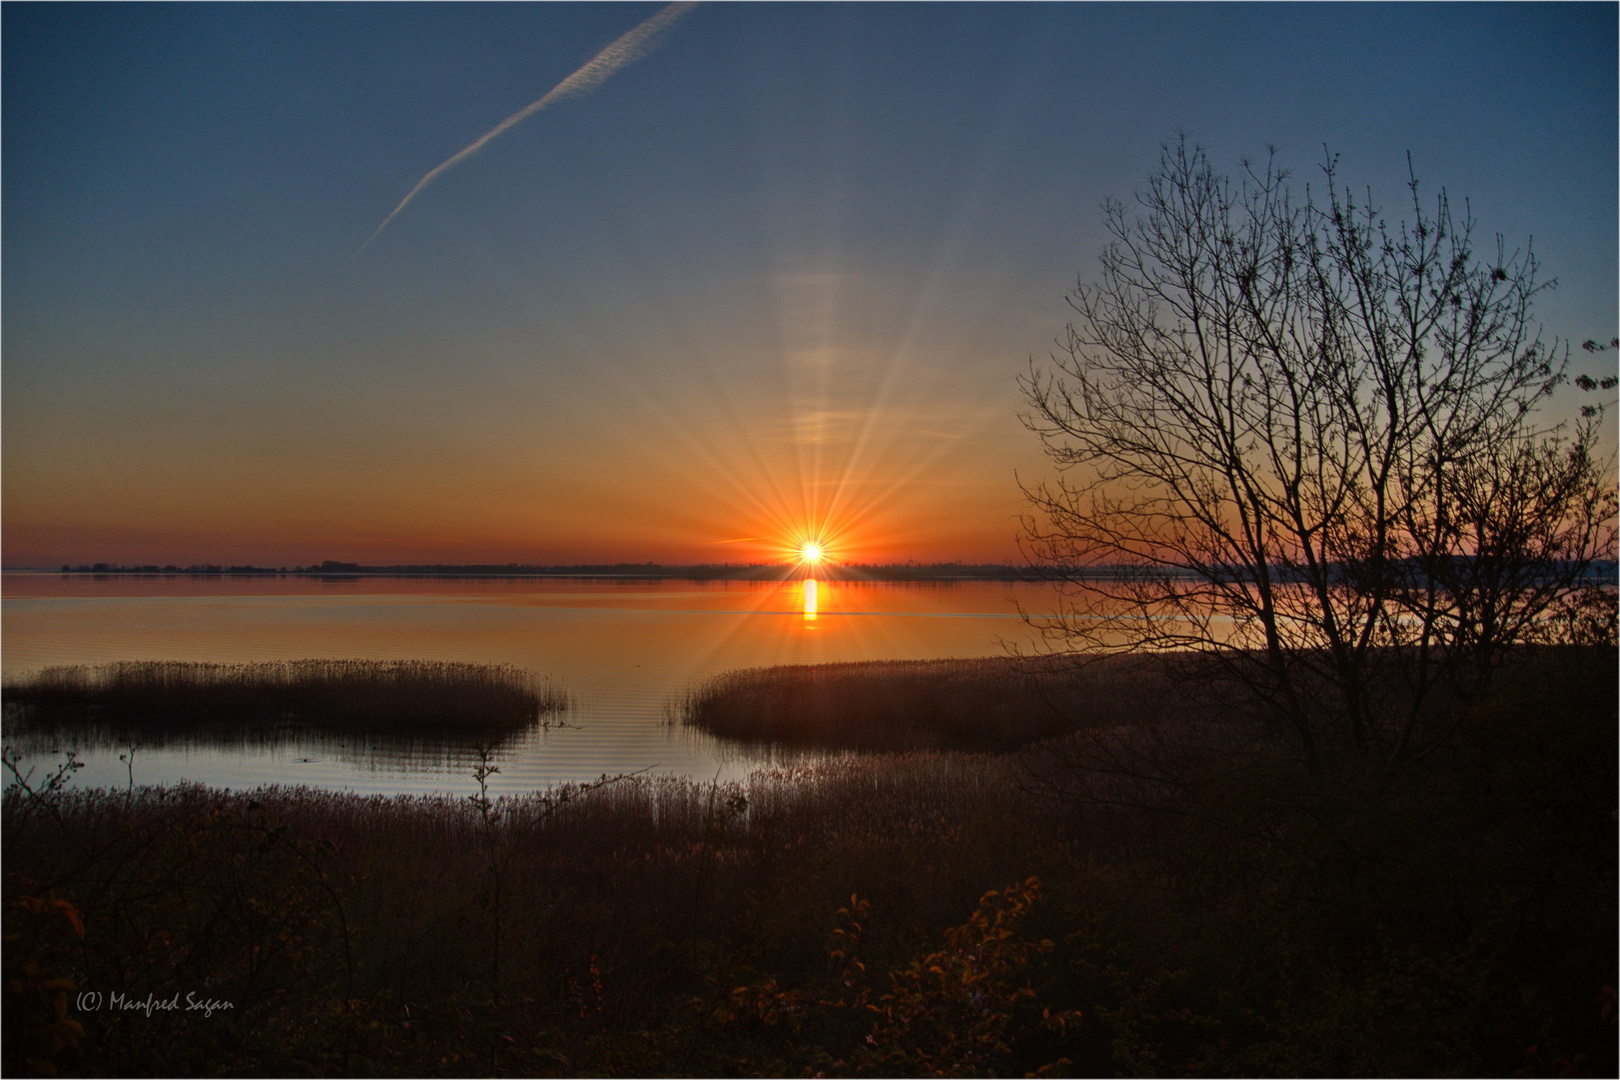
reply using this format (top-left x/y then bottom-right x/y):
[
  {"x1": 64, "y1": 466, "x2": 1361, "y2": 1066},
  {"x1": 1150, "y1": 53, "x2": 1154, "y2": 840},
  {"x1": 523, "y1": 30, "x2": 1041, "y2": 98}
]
[{"x1": 5, "y1": 2, "x2": 1615, "y2": 565}]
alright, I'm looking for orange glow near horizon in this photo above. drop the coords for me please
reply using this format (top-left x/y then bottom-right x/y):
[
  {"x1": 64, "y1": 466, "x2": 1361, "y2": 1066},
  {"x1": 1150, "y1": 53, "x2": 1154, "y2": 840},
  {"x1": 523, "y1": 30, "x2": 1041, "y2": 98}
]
[
  {"x1": 2, "y1": 287, "x2": 1033, "y2": 569},
  {"x1": 3, "y1": 248, "x2": 1033, "y2": 569}
]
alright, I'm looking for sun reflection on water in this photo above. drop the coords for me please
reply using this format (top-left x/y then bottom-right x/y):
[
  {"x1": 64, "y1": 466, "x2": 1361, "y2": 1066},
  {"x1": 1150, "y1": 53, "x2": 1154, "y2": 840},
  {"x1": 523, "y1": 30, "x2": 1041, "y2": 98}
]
[{"x1": 0, "y1": 574, "x2": 1063, "y2": 791}]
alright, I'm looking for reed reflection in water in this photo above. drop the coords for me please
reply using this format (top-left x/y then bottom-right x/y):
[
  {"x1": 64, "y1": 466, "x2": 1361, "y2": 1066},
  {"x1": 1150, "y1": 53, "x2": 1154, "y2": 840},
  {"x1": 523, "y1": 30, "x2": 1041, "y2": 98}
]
[{"x1": 2, "y1": 574, "x2": 1050, "y2": 794}]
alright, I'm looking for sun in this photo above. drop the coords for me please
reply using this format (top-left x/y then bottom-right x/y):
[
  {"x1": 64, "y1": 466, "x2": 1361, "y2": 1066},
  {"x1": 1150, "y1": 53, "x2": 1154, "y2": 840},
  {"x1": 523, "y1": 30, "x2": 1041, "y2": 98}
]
[{"x1": 780, "y1": 529, "x2": 841, "y2": 570}]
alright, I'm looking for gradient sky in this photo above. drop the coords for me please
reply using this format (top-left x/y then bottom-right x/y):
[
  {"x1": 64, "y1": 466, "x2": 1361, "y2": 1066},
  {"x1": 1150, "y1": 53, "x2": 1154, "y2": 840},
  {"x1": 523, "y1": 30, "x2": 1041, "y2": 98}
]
[{"x1": 5, "y1": 2, "x2": 1616, "y2": 567}]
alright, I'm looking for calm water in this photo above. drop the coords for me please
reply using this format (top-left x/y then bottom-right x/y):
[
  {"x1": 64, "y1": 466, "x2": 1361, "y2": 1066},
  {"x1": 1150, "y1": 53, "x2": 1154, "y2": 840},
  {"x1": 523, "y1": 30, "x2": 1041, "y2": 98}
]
[{"x1": 2, "y1": 573, "x2": 1051, "y2": 796}]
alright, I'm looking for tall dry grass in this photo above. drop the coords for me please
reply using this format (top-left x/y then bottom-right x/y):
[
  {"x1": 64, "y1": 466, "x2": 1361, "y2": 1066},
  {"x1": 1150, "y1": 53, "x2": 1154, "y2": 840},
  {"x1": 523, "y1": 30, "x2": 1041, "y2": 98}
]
[{"x1": 5, "y1": 750, "x2": 1064, "y2": 1075}]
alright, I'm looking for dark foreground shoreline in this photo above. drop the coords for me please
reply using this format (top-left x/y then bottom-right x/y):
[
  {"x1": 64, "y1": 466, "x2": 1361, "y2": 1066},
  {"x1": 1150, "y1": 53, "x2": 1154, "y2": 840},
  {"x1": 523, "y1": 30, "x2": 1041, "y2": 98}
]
[{"x1": 5, "y1": 646, "x2": 1614, "y2": 1077}]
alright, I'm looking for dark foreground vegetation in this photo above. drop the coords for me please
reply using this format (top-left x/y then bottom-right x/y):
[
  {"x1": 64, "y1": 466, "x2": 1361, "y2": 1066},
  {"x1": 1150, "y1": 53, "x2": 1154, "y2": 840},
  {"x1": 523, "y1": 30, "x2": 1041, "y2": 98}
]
[
  {"x1": 680, "y1": 656, "x2": 1159, "y2": 751},
  {"x1": 3, "y1": 660, "x2": 565, "y2": 737},
  {"x1": 4, "y1": 646, "x2": 1613, "y2": 1077}
]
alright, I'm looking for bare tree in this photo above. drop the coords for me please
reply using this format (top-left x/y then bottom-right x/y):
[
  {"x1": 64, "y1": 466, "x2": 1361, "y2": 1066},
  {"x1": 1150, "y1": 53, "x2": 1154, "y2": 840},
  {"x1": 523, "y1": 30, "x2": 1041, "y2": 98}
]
[{"x1": 1020, "y1": 137, "x2": 1616, "y2": 777}]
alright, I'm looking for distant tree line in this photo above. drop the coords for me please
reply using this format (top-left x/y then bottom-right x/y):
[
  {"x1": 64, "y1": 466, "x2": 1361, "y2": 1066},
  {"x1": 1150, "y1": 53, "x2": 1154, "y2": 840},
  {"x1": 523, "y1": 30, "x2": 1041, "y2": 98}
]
[
  {"x1": 59, "y1": 563, "x2": 289, "y2": 575},
  {"x1": 52, "y1": 560, "x2": 1034, "y2": 582}
]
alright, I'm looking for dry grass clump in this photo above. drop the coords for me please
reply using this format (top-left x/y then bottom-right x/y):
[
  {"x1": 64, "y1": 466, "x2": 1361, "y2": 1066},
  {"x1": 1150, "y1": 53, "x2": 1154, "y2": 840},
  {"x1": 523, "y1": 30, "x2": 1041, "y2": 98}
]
[
  {"x1": 3, "y1": 659, "x2": 565, "y2": 733},
  {"x1": 678, "y1": 654, "x2": 1167, "y2": 750}
]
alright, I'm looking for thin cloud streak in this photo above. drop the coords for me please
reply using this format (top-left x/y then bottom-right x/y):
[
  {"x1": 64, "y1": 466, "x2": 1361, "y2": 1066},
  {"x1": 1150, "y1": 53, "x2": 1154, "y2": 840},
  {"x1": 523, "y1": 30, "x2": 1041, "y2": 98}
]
[{"x1": 357, "y1": 1, "x2": 696, "y2": 256}]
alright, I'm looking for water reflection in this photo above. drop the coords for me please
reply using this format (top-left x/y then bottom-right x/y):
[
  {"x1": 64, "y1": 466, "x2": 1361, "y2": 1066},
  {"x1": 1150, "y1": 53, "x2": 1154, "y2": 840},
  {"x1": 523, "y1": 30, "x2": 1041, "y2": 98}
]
[
  {"x1": 2, "y1": 573, "x2": 1049, "y2": 793},
  {"x1": 4, "y1": 720, "x2": 539, "y2": 775}
]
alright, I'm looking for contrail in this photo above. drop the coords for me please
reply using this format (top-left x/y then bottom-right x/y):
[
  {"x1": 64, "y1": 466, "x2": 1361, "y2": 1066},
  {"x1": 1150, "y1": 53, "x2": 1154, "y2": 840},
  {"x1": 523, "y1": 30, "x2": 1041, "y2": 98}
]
[{"x1": 357, "y1": 1, "x2": 697, "y2": 256}]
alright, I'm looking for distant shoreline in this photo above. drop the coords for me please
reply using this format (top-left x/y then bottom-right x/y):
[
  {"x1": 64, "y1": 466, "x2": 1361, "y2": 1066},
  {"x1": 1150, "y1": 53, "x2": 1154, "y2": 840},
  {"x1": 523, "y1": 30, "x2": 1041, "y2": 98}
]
[
  {"x1": 16, "y1": 561, "x2": 1036, "y2": 583},
  {"x1": 15, "y1": 558, "x2": 1617, "y2": 585}
]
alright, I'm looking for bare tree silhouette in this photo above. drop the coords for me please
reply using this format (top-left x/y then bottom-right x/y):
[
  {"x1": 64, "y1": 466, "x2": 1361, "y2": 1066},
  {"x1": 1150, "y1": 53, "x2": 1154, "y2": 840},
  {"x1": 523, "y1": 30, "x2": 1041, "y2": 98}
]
[{"x1": 1020, "y1": 137, "x2": 1616, "y2": 777}]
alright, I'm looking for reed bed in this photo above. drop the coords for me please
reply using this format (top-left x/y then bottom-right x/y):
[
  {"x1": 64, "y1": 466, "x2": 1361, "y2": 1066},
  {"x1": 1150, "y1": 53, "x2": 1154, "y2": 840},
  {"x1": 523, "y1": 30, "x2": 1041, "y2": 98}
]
[
  {"x1": 5, "y1": 752, "x2": 1060, "y2": 1076},
  {"x1": 2, "y1": 659, "x2": 565, "y2": 733},
  {"x1": 5, "y1": 649, "x2": 1613, "y2": 1078},
  {"x1": 678, "y1": 654, "x2": 1168, "y2": 750}
]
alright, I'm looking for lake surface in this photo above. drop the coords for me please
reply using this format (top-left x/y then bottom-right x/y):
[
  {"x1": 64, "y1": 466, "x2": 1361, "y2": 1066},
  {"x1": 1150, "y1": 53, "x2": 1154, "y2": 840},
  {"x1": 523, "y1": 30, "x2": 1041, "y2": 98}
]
[{"x1": 2, "y1": 574, "x2": 1053, "y2": 796}]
